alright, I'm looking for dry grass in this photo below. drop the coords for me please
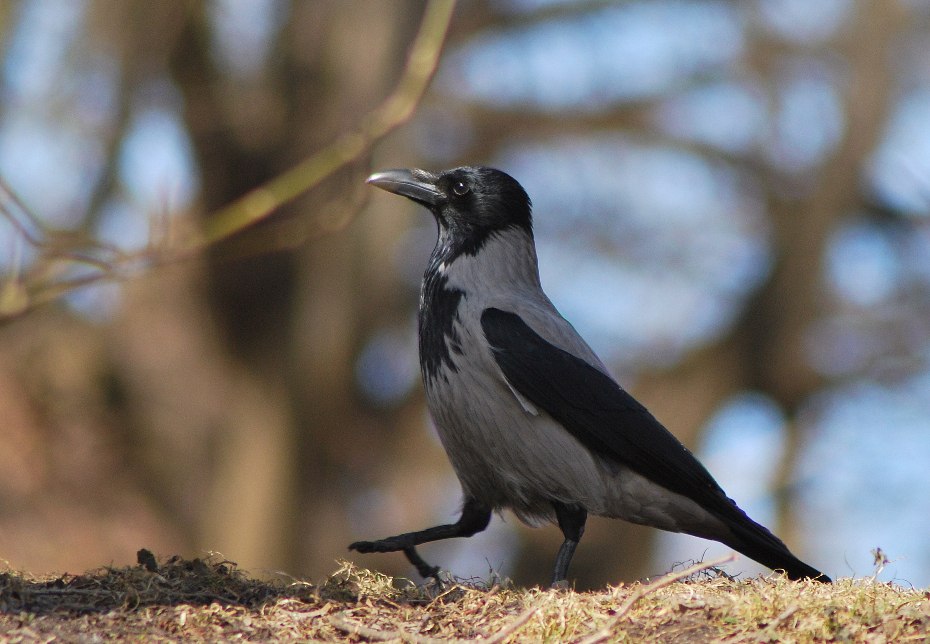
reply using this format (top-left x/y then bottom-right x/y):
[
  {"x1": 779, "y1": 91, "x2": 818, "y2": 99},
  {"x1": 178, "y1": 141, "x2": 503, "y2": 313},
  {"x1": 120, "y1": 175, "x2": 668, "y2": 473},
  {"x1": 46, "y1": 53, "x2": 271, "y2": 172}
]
[{"x1": 1, "y1": 550, "x2": 928, "y2": 642}]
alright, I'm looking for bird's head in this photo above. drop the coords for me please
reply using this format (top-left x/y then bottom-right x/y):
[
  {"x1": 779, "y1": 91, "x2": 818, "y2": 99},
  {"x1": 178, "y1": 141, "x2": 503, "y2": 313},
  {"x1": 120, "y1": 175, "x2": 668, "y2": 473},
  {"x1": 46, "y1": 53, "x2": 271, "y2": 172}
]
[{"x1": 367, "y1": 166, "x2": 532, "y2": 254}]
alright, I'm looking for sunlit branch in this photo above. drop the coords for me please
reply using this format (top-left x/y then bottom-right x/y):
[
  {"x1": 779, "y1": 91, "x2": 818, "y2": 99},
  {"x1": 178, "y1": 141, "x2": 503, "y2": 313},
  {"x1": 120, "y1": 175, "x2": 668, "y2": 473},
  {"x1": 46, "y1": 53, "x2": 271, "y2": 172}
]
[
  {"x1": 0, "y1": 0, "x2": 457, "y2": 323},
  {"x1": 0, "y1": 177, "x2": 47, "y2": 247},
  {"x1": 190, "y1": 0, "x2": 456, "y2": 249}
]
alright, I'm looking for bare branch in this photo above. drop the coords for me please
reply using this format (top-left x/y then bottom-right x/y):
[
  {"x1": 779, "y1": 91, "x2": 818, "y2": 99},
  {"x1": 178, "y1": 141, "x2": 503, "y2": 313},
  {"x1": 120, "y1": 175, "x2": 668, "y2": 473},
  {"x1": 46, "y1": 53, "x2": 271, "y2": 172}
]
[
  {"x1": 0, "y1": 177, "x2": 47, "y2": 247},
  {"x1": 188, "y1": 0, "x2": 457, "y2": 250},
  {"x1": 0, "y1": 0, "x2": 457, "y2": 323}
]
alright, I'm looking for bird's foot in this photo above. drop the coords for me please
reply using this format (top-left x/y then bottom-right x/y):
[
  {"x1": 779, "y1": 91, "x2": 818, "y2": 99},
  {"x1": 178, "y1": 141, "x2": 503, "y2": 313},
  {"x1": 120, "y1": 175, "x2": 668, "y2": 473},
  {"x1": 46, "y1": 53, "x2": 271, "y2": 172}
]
[
  {"x1": 401, "y1": 547, "x2": 454, "y2": 593},
  {"x1": 550, "y1": 579, "x2": 571, "y2": 591},
  {"x1": 348, "y1": 540, "x2": 451, "y2": 588},
  {"x1": 422, "y1": 568, "x2": 456, "y2": 593}
]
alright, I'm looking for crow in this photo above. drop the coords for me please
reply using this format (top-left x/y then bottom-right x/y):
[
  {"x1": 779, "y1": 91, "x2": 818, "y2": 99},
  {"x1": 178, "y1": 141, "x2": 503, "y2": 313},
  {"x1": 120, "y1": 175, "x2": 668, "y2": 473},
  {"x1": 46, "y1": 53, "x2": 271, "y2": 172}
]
[{"x1": 350, "y1": 166, "x2": 830, "y2": 584}]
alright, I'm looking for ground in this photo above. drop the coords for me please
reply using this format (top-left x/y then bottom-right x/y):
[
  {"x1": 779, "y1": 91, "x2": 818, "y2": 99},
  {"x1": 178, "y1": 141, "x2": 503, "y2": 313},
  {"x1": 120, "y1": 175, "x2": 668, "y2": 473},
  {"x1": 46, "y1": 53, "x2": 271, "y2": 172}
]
[{"x1": 1, "y1": 550, "x2": 928, "y2": 642}]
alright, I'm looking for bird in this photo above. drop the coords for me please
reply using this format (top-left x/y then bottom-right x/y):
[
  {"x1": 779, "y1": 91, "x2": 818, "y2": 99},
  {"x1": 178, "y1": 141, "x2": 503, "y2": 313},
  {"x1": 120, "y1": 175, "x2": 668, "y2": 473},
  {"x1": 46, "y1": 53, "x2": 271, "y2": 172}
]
[{"x1": 350, "y1": 165, "x2": 830, "y2": 585}]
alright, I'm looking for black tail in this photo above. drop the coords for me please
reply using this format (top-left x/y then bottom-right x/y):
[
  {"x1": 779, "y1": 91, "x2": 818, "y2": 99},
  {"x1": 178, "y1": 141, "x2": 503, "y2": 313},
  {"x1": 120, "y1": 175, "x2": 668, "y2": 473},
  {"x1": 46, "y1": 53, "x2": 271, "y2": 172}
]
[{"x1": 721, "y1": 511, "x2": 831, "y2": 582}]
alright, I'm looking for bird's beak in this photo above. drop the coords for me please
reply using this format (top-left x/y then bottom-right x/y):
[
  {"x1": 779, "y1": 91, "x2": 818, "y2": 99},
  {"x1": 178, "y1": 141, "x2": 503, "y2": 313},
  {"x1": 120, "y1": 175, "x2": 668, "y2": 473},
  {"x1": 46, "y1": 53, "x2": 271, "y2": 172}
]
[{"x1": 367, "y1": 169, "x2": 443, "y2": 207}]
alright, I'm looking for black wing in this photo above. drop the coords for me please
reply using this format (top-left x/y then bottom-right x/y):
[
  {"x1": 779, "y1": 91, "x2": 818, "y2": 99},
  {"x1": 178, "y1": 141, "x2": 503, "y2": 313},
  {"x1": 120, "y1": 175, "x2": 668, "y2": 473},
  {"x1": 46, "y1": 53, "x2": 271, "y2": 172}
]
[
  {"x1": 481, "y1": 307, "x2": 829, "y2": 581},
  {"x1": 481, "y1": 307, "x2": 732, "y2": 515}
]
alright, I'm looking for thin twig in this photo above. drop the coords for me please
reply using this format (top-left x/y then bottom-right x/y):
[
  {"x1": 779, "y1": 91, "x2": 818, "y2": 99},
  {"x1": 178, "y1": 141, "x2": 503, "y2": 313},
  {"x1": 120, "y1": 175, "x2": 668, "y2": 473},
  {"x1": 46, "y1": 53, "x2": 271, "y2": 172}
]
[
  {"x1": 328, "y1": 612, "x2": 468, "y2": 644},
  {"x1": 763, "y1": 604, "x2": 799, "y2": 634},
  {"x1": 0, "y1": 0, "x2": 457, "y2": 323},
  {"x1": 577, "y1": 554, "x2": 737, "y2": 644},
  {"x1": 0, "y1": 176, "x2": 46, "y2": 246},
  {"x1": 482, "y1": 603, "x2": 539, "y2": 644}
]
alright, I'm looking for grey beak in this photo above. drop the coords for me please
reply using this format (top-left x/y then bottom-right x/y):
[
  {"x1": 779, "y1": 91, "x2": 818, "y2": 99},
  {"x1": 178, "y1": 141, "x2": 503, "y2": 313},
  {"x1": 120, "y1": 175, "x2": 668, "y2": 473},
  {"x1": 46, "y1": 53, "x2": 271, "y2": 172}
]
[{"x1": 367, "y1": 169, "x2": 443, "y2": 207}]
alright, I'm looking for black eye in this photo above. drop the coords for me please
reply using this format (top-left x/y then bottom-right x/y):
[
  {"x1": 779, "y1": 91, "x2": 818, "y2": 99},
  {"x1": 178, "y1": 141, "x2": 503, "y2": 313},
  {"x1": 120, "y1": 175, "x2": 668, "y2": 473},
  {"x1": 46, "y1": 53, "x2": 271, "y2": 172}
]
[{"x1": 452, "y1": 180, "x2": 470, "y2": 196}]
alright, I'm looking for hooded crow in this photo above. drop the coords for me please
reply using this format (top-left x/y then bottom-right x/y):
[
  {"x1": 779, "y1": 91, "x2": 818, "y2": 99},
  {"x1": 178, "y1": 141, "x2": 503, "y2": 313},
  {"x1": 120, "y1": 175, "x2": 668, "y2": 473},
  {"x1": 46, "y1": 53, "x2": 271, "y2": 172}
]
[{"x1": 351, "y1": 166, "x2": 830, "y2": 584}]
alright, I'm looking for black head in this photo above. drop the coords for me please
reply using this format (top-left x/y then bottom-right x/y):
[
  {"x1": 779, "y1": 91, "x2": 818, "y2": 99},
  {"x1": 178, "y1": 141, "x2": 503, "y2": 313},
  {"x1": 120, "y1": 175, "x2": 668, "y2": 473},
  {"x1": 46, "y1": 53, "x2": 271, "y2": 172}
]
[{"x1": 367, "y1": 166, "x2": 533, "y2": 256}]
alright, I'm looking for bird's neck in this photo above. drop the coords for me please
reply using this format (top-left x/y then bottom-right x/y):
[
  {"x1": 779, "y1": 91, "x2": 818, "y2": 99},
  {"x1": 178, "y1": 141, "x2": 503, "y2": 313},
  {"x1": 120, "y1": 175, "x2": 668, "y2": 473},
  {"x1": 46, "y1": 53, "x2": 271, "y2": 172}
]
[
  {"x1": 417, "y1": 227, "x2": 541, "y2": 383},
  {"x1": 424, "y1": 226, "x2": 541, "y2": 296}
]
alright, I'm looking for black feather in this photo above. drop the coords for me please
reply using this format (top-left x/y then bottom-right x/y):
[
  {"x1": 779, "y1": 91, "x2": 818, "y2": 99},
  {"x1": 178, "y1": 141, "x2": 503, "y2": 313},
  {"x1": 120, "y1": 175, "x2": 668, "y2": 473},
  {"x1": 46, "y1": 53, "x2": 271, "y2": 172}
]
[
  {"x1": 434, "y1": 167, "x2": 533, "y2": 261},
  {"x1": 418, "y1": 269, "x2": 464, "y2": 383},
  {"x1": 481, "y1": 307, "x2": 829, "y2": 581}
]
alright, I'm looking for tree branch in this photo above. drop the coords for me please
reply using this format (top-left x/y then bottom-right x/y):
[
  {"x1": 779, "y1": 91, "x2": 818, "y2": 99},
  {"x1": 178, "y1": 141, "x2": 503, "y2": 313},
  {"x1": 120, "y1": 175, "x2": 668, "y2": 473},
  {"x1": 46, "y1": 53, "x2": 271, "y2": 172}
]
[{"x1": 189, "y1": 0, "x2": 456, "y2": 249}]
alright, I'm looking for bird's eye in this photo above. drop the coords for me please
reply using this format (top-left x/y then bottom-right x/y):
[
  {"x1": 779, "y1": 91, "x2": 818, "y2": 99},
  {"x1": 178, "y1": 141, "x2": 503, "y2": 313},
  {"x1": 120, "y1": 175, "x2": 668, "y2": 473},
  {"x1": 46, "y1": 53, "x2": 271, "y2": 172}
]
[{"x1": 452, "y1": 181, "x2": 470, "y2": 196}]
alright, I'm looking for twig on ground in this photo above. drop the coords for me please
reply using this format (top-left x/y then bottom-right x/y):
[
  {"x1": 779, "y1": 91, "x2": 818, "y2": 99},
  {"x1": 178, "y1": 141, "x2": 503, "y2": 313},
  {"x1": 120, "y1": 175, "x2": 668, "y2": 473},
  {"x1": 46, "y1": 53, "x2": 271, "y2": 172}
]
[
  {"x1": 482, "y1": 603, "x2": 539, "y2": 644},
  {"x1": 577, "y1": 554, "x2": 738, "y2": 644},
  {"x1": 329, "y1": 612, "x2": 467, "y2": 644}
]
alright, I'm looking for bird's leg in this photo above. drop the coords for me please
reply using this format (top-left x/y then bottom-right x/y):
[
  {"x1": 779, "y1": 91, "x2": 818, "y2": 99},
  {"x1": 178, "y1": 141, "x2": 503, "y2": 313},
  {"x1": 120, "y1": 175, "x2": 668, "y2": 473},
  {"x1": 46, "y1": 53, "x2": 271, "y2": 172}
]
[
  {"x1": 399, "y1": 546, "x2": 441, "y2": 582},
  {"x1": 551, "y1": 502, "x2": 587, "y2": 587},
  {"x1": 349, "y1": 498, "x2": 491, "y2": 581}
]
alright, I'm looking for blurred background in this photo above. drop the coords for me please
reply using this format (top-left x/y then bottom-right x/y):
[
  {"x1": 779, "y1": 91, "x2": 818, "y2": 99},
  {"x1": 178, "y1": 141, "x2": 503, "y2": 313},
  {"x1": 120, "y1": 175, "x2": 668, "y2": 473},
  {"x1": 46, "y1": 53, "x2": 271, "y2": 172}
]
[{"x1": 1, "y1": 0, "x2": 929, "y2": 590}]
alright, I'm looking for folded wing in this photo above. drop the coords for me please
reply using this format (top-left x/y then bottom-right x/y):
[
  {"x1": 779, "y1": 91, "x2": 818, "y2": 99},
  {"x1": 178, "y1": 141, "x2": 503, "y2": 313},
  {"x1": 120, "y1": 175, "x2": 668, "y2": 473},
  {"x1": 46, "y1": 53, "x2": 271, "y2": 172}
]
[{"x1": 481, "y1": 307, "x2": 829, "y2": 581}]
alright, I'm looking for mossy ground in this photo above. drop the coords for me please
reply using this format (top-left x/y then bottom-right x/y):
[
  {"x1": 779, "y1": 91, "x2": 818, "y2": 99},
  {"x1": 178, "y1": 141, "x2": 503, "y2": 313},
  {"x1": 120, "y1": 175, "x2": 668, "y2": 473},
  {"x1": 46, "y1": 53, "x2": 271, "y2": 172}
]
[{"x1": 1, "y1": 551, "x2": 927, "y2": 642}]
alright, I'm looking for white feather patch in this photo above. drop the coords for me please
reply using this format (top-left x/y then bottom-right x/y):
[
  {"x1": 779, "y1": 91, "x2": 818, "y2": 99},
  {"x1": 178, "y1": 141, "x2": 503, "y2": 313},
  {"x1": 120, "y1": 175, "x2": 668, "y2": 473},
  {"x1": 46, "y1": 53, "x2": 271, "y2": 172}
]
[{"x1": 504, "y1": 378, "x2": 538, "y2": 416}]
